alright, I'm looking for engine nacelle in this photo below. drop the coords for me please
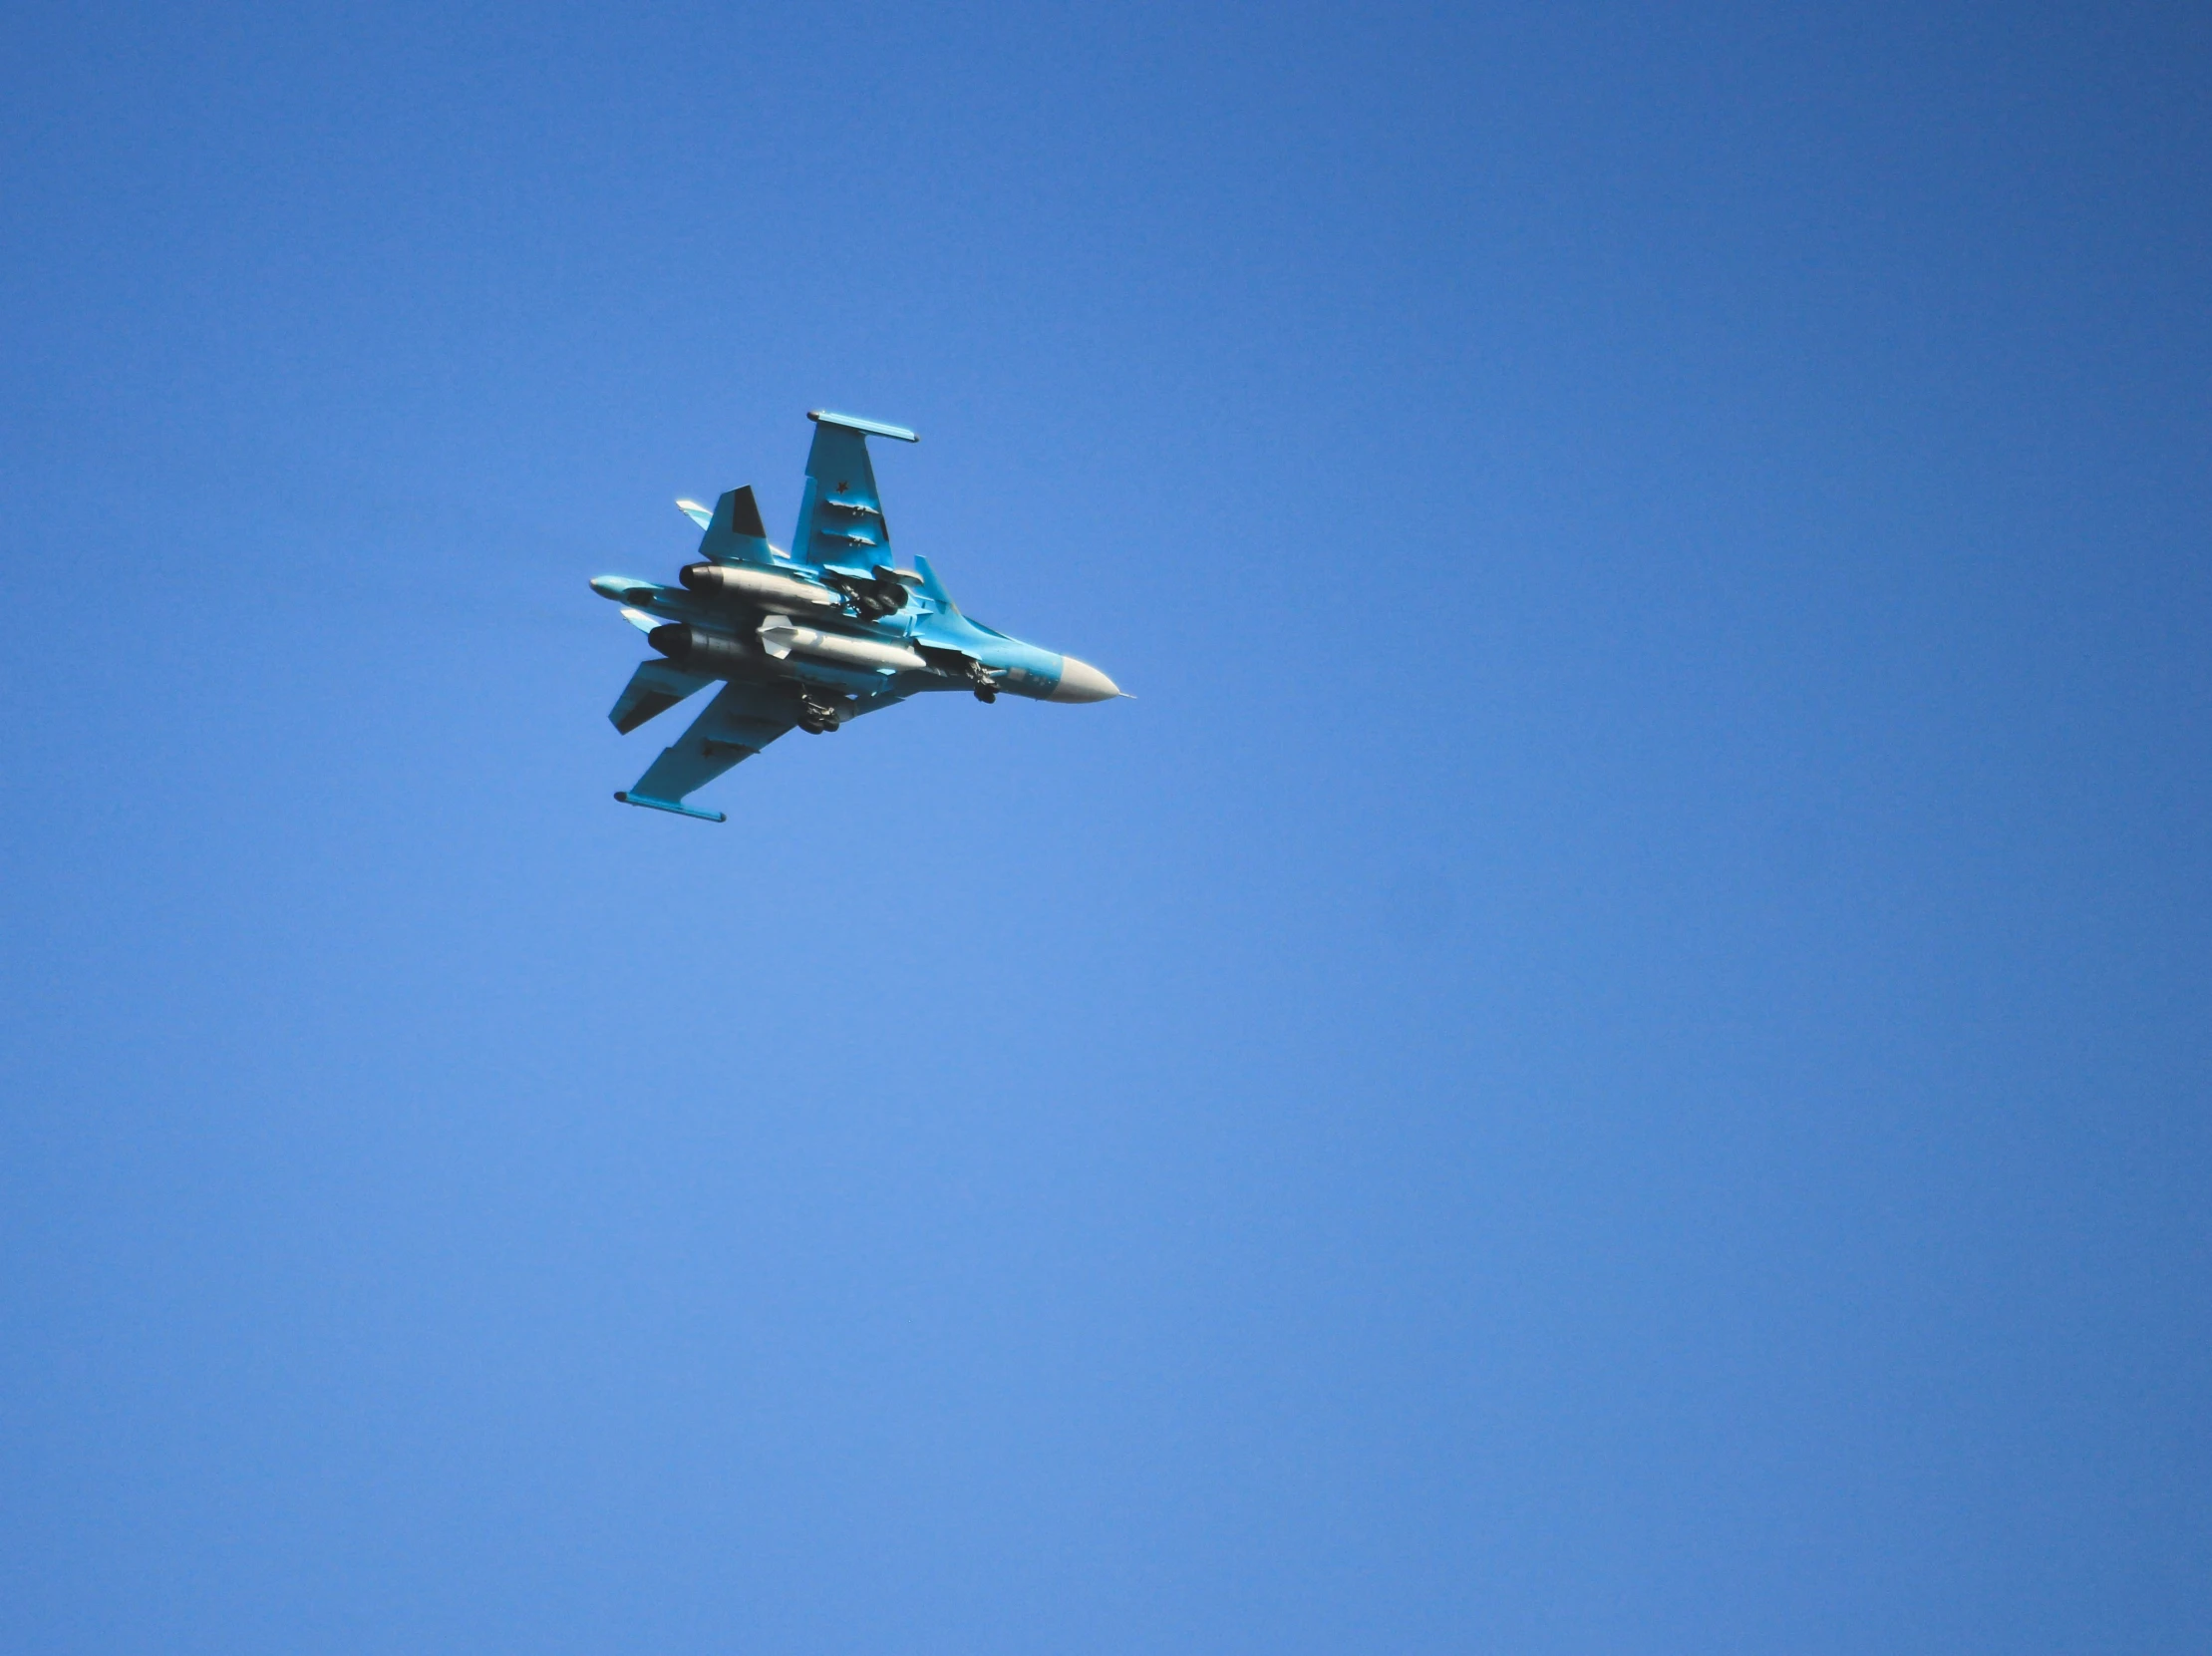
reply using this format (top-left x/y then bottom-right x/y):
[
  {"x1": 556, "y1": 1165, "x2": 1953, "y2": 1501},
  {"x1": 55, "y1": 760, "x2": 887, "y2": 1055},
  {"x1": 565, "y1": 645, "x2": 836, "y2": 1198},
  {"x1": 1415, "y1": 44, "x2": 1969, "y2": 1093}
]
[
  {"x1": 648, "y1": 623, "x2": 754, "y2": 675},
  {"x1": 679, "y1": 561, "x2": 842, "y2": 611}
]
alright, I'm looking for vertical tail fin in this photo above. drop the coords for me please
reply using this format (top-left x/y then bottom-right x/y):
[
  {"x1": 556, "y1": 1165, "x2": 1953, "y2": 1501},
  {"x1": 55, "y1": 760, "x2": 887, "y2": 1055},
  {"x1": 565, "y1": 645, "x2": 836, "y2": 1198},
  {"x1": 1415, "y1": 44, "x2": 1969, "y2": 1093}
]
[{"x1": 694, "y1": 486, "x2": 775, "y2": 566}]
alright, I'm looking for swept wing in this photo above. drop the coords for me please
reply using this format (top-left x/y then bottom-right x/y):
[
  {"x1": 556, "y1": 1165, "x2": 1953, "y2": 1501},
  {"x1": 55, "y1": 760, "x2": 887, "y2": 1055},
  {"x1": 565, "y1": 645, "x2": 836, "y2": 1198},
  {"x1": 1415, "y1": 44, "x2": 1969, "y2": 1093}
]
[{"x1": 616, "y1": 680, "x2": 808, "y2": 823}]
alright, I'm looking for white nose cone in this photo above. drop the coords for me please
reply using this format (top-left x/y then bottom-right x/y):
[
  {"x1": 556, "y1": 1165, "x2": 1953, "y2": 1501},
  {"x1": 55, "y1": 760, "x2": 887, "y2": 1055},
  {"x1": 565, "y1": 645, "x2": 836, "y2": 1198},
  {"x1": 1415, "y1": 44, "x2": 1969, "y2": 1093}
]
[{"x1": 1051, "y1": 655, "x2": 1122, "y2": 703}]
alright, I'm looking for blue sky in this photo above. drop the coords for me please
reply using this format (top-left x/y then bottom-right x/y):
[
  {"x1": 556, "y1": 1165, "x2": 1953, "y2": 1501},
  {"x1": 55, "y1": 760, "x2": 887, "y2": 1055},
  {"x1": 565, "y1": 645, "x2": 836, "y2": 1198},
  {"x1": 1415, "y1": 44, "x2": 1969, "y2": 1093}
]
[{"x1": 3, "y1": 2, "x2": 2208, "y2": 1651}]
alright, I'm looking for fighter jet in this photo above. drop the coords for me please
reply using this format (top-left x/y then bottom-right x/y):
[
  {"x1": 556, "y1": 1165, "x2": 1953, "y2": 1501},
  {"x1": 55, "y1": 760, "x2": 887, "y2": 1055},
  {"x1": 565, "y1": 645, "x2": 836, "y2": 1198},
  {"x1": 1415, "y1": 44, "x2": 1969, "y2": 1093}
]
[{"x1": 590, "y1": 411, "x2": 1123, "y2": 821}]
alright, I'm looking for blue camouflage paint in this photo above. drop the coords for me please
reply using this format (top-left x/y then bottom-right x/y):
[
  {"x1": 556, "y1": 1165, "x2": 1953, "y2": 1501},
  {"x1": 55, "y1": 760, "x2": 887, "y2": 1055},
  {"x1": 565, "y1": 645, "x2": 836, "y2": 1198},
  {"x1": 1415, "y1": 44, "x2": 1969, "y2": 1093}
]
[{"x1": 590, "y1": 412, "x2": 1117, "y2": 818}]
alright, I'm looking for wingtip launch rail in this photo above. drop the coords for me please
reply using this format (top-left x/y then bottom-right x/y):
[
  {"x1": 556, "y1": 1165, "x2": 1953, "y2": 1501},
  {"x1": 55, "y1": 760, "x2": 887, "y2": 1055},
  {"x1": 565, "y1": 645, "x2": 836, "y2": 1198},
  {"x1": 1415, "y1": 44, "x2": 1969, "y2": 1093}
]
[{"x1": 807, "y1": 410, "x2": 919, "y2": 443}]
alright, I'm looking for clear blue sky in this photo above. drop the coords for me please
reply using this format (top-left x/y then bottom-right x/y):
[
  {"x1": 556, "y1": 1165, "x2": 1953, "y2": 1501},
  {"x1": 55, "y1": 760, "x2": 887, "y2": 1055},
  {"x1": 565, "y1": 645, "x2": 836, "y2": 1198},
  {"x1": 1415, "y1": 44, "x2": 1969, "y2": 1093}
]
[{"x1": 4, "y1": 2, "x2": 2208, "y2": 1650}]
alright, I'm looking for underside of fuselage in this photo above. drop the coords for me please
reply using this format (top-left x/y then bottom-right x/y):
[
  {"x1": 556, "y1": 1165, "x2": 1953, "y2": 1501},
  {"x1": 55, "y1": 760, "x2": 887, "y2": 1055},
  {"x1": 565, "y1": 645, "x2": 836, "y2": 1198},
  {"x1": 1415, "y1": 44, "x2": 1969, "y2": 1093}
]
[
  {"x1": 593, "y1": 411, "x2": 1122, "y2": 820},
  {"x1": 590, "y1": 569, "x2": 1079, "y2": 705}
]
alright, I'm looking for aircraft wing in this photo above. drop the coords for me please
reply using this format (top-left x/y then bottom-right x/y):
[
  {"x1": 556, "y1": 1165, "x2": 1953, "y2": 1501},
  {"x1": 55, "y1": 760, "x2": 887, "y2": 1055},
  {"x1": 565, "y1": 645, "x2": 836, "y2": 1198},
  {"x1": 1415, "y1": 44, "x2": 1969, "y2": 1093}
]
[
  {"x1": 616, "y1": 680, "x2": 806, "y2": 821},
  {"x1": 615, "y1": 680, "x2": 912, "y2": 821},
  {"x1": 791, "y1": 411, "x2": 917, "y2": 577}
]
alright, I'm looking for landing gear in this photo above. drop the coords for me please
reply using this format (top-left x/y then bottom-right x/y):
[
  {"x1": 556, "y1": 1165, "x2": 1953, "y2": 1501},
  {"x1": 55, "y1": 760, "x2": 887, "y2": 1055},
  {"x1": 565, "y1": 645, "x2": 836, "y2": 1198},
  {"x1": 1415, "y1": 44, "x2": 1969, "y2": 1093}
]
[
  {"x1": 797, "y1": 693, "x2": 846, "y2": 734},
  {"x1": 909, "y1": 640, "x2": 1007, "y2": 701}
]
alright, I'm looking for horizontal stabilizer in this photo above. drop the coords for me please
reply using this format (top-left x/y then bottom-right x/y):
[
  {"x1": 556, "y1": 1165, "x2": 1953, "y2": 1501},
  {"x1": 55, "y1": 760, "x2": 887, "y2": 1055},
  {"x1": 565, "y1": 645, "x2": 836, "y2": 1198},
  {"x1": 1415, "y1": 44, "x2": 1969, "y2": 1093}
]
[
  {"x1": 676, "y1": 498, "x2": 713, "y2": 529},
  {"x1": 609, "y1": 658, "x2": 712, "y2": 734}
]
